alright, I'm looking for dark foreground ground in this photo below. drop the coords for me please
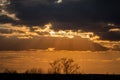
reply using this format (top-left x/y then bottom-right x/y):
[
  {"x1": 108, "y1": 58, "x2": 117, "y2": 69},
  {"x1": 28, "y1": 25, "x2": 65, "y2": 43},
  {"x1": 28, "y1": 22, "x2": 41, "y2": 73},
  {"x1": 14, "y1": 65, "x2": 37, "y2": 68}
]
[{"x1": 0, "y1": 74, "x2": 120, "y2": 80}]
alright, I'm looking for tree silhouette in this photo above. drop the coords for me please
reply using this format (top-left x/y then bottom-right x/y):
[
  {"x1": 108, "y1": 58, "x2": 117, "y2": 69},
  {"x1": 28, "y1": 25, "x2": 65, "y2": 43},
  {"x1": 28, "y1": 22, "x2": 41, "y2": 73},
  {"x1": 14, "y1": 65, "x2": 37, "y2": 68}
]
[
  {"x1": 48, "y1": 58, "x2": 81, "y2": 74},
  {"x1": 25, "y1": 68, "x2": 42, "y2": 74},
  {"x1": 3, "y1": 69, "x2": 17, "y2": 73}
]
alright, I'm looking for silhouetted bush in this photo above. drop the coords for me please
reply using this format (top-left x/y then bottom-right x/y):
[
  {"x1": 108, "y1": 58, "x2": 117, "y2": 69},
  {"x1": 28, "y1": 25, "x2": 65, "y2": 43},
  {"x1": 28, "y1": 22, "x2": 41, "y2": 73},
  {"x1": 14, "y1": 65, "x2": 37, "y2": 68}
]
[
  {"x1": 3, "y1": 69, "x2": 17, "y2": 73},
  {"x1": 48, "y1": 58, "x2": 81, "y2": 74},
  {"x1": 25, "y1": 68, "x2": 42, "y2": 74}
]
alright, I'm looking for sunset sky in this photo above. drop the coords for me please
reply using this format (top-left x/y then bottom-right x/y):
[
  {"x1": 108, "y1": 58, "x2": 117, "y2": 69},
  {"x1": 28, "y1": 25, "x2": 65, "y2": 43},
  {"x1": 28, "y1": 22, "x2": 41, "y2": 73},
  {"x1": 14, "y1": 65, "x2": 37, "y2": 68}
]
[
  {"x1": 0, "y1": 0, "x2": 120, "y2": 51},
  {"x1": 1, "y1": 0, "x2": 120, "y2": 74}
]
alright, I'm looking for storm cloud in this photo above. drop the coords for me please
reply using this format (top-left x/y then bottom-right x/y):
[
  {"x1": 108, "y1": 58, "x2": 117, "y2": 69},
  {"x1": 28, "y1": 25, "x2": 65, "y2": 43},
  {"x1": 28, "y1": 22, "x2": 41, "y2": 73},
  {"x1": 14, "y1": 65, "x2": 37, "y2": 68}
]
[
  {"x1": 6, "y1": 0, "x2": 120, "y2": 24},
  {"x1": 0, "y1": 0, "x2": 120, "y2": 41}
]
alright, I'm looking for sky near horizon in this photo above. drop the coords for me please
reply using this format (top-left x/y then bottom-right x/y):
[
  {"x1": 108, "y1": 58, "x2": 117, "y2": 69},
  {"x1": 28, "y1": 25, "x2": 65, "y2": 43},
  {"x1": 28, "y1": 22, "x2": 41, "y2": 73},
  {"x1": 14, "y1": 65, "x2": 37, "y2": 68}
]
[{"x1": 0, "y1": 0, "x2": 120, "y2": 51}]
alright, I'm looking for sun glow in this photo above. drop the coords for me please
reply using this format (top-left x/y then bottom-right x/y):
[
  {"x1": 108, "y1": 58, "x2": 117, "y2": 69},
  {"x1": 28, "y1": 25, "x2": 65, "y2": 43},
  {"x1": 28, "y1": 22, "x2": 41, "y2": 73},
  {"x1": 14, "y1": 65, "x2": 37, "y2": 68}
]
[{"x1": 47, "y1": 48, "x2": 55, "y2": 51}]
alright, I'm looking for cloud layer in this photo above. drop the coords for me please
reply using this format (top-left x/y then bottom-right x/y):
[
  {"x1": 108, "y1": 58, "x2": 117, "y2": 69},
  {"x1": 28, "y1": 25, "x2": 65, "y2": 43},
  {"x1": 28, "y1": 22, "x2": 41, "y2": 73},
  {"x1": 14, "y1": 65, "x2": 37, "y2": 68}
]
[
  {"x1": 0, "y1": 36, "x2": 108, "y2": 51},
  {"x1": 0, "y1": 0, "x2": 120, "y2": 41},
  {"x1": 0, "y1": 23, "x2": 108, "y2": 51}
]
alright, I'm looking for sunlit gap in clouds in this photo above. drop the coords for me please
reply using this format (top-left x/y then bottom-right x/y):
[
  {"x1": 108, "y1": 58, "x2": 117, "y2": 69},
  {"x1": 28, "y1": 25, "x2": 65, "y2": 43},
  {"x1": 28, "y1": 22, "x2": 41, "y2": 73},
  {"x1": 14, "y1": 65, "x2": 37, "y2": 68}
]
[
  {"x1": 55, "y1": 0, "x2": 63, "y2": 4},
  {"x1": 0, "y1": 23, "x2": 100, "y2": 40},
  {"x1": 33, "y1": 23, "x2": 100, "y2": 40}
]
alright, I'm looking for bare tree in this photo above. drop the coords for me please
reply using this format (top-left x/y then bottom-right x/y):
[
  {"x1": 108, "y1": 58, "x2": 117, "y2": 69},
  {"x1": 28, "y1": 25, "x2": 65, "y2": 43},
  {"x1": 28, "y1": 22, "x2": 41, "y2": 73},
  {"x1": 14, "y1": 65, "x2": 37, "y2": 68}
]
[
  {"x1": 25, "y1": 68, "x2": 42, "y2": 74},
  {"x1": 3, "y1": 69, "x2": 17, "y2": 73},
  {"x1": 48, "y1": 58, "x2": 81, "y2": 74}
]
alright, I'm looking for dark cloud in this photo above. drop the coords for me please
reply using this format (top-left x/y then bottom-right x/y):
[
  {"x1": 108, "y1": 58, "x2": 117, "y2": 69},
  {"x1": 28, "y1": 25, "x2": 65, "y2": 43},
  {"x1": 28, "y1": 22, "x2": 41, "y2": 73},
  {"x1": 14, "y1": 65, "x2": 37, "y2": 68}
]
[
  {"x1": 0, "y1": 15, "x2": 17, "y2": 24},
  {"x1": 0, "y1": 0, "x2": 120, "y2": 41},
  {"x1": 0, "y1": 29, "x2": 13, "y2": 34},
  {"x1": 0, "y1": 36, "x2": 108, "y2": 51},
  {"x1": 113, "y1": 45, "x2": 120, "y2": 51},
  {"x1": 7, "y1": 0, "x2": 120, "y2": 24},
  {"x1": 98, "y1": 31, "x2": 120, "y2": 41}
]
